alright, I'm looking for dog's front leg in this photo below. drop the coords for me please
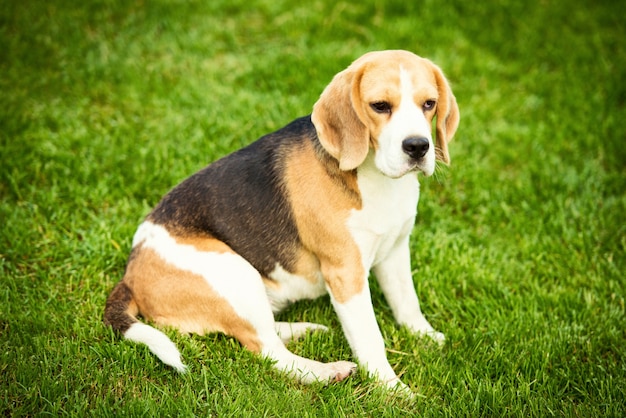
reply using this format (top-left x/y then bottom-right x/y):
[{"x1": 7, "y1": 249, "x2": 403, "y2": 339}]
[
  {"x1": 324, "y1": 270, "x2": 404, "y2": 389},
  {"x1": 373, "y1": 236, "x2": 445, "y2": 343}
]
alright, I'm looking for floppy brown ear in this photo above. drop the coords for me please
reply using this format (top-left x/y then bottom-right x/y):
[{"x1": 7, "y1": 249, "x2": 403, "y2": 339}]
[
  {"x1": 311, "y1": 66, "x2": 370, "y2": 171},
  {"x1": 431, "y1": 62, "x2": 460, "y2": 165}
]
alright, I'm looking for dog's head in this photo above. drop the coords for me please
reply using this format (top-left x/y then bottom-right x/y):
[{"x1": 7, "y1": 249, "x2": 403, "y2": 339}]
[{"x1": 312, "y1": 50, "x2": 459, "y2": 178}]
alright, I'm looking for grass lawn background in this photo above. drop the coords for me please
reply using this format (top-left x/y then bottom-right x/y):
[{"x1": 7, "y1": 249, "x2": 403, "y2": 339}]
[{"x1": 1, "y1": 0, "x2": 624, "y2": 416}]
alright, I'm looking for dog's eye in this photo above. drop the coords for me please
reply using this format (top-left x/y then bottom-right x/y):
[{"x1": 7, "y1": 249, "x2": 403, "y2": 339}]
[
  {"x1": 423, "y1": 100, "x2": 436, "y2": 111},
  {"x1": 370, "y1": 101, "x2": 392, "y2": 114}
]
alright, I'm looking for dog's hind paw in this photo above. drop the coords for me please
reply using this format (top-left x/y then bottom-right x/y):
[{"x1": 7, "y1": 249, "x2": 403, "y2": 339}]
[
  {"x1": 275, "y1": 322, "x2": 328, "y2": 343},
  {"x1": 289, "y1": 359, "x2": 356, "y2": 384},
  {"x1": 326, "y1": 360, "x2": 358, "y2": 383}
]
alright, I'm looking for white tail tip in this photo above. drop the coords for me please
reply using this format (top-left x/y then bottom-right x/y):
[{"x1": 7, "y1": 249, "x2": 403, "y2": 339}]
[{"x1": 124, "y1": 322, "x2": 187, "y2": 372}]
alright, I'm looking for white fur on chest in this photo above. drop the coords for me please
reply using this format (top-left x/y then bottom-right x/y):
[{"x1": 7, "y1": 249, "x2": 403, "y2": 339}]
[{"x1": 347, "y1": 153, "x2": 420, "y2": 269}]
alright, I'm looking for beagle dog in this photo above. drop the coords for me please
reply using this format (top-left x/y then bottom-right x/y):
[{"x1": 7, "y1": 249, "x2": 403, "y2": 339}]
[{"x1": 104, "y1": 50, "x2": 459, "y2": 391}]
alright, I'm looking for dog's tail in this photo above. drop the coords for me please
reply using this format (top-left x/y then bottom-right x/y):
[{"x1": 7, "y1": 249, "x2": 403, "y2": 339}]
[{"x1": 104, "y1": 281, "x2": 187, "y2": 372}]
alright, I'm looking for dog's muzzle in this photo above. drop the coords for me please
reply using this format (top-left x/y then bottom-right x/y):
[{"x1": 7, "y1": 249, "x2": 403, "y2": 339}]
[{"x1": 400, "y1": 136, "x2": 435, "y2": 176}]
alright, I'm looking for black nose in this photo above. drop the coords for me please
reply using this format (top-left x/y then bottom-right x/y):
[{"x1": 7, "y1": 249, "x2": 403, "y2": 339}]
[{"x1": 402, "y1": 137, "x2": 430, "y2": 159}]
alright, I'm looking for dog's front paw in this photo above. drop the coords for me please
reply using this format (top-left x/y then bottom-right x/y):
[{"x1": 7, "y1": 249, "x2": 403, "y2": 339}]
[
  {"x1": 406, "y1": 318, "x2": 445, "y2": 345},
  {"x1": 424, "y1": 330, "x2": 445, "y2": 345},
  {"x1": 382, "y1": 376, "x2": 416, "y2": 398}
]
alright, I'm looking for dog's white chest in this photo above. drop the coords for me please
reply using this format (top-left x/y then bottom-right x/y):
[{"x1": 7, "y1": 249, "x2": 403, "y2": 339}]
[{"x1": 347, "y1": 155, "x2": 420, "y2": 268}]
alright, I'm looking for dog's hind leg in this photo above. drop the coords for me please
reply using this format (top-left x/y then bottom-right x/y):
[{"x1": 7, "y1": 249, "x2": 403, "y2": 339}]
[
  {"x1": 184, "y1": 250, "x2": 356, "y2": 384},
  {"x1": 225, "y1": 275, "x2": 355, "y2": 384},
  {"x1": 128, "y1": 225, "x2": 356, "y2": 383},
  {"x1": 232, "y1": 297, "x2": 356, "y2": 384},
  {"x1": 274, "y1": 322, "x2": 328, "y2": 343},
  {"x1": 260, "y1": 338, "x2": 356, "y2": 384}
]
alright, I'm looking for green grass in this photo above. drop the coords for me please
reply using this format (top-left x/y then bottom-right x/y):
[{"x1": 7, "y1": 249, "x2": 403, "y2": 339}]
[{"x1": 1, "y1": 0, "x2": 625, "y2": 416}]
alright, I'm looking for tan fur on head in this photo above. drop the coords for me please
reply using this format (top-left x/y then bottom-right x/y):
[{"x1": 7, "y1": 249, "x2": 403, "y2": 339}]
[
  {"x1": 429, "y1": 61, "x2": 459, "y2": 165},
  {"x1": 312, "y1": 50, "x2": 460, "y2": 170},
  {"x1": 311, "y1": 62, "x2": 370, "y2": 171}
]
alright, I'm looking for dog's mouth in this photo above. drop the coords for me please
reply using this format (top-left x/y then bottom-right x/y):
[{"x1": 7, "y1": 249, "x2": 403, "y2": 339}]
[
  {"x1": 371, "y1": 147, "x2": 434, "y2": 179},
  {"x1": 381, "y1": 160, "x2": 430, "y2": 179},
  {"x1": 415, "y1": 161, "x2": 435, "y2": 177},
  {"x1": 399, "y1": 155, "x2": 434, "y2": 178}
]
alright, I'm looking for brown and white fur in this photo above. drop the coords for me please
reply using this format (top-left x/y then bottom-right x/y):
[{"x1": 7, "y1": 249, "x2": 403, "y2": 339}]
[{"x1": 104, "y1": 50, "x2": 460, "y2": 391}]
